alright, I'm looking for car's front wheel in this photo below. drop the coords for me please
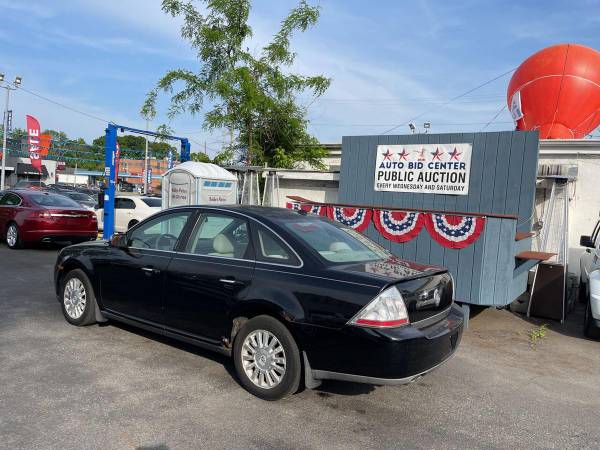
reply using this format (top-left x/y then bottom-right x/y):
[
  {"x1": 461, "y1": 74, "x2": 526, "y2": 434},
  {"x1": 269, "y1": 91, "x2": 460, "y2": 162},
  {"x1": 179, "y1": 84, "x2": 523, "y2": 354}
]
[
  {"x1": 60, "y1": 269, "x2": 97, "y2": 326},
  {"x1": 233, "y1": 315, "x2": 301, "y2": 401},
  {"x1": 6, "y1": 223, "x2": 22, "y2": 249}
]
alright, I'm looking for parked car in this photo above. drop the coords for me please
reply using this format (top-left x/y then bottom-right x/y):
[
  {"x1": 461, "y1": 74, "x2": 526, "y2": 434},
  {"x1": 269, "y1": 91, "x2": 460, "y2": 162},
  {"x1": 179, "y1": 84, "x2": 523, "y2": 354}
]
[
  {"x1": 0, "y1": 189, "x2": 97, "y2": 249},
  {"x1": 60, "y1": 191, "x2": 98, "y2": 211},
  {"x1": 579, "y1": 221, "x2": 600, "y2": 339},
  {"x1": 96, "y1": 196, "x2": 161, "y2": 232},
  {"x1": 14, "y1": 180, "x2": 47, "y2": 189},
  {"x1": 54, "y1": 206, "x2": 463, "y2": 400}
]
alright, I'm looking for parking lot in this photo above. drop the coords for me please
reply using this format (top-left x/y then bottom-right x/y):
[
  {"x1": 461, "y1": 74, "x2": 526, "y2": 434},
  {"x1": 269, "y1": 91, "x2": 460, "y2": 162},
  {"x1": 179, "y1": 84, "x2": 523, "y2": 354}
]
[{"x1": 1, "y1": 244, "x2": 599, "y2": 450}]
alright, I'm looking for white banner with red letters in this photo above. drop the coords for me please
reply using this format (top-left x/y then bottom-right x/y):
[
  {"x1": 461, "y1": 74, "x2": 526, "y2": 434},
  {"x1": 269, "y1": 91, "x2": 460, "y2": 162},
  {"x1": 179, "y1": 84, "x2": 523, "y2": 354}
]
[{"x1": 374, "y1": 143, "x2": 472, "y2": 195}]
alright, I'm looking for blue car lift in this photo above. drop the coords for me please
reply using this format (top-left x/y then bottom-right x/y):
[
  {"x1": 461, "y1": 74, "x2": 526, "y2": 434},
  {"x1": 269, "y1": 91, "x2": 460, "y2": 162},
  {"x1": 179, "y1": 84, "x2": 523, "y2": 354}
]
[{"x1": 102, "y1": 123, "x2": 191, "y2": 239}]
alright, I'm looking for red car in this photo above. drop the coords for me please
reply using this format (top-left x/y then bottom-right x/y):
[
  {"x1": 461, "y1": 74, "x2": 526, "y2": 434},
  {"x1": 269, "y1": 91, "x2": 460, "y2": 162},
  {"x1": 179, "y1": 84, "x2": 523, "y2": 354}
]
[{"x1": 0, "y1": 189, "x2": 98, "y2": 249}]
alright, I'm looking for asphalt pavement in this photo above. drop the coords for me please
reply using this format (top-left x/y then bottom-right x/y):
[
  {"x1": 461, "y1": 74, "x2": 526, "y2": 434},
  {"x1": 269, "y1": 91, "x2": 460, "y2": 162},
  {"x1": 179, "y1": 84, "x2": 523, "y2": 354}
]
[{"x1": 1, "y1": 244, "x2": 599, "y2": 449}]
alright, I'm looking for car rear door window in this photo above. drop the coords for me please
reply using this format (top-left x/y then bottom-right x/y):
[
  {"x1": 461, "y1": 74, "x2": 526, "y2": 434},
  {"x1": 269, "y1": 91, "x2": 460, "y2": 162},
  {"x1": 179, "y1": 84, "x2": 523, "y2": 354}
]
[
  {"x1": 128, "y1": 211, "x2": 191, "y2": 251},
  {"x1": 0, "y1": 193, "x2": 22, "y2": 206},
  {"x1": 116, "y1": 198, "x2": 136, "y2": 209},
  {"x1": 252, "y1": 225, "x2": 299, "y2": 266},
  {"x1": 186, "y1": 213, "x2": 250, "y2": 259}
]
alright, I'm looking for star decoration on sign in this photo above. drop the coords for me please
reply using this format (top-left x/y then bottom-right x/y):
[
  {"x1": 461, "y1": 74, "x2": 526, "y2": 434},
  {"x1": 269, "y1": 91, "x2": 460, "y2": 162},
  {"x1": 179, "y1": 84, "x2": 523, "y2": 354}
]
[
  {"x1": 382, "y1": 149, "x2": 394, "y2": 160},
  {"x1": 449, "y1": 147, "x2": 462, "y2": 160},
  {"x1": 398, "y1": 149, "x2": 409, "y2": 160},
  {"x1": 431, "y1": 148, "x2": 444, "y2": 161},
  {"x1": 416, "y1": 148, "x2": 426, "y2": 161}
]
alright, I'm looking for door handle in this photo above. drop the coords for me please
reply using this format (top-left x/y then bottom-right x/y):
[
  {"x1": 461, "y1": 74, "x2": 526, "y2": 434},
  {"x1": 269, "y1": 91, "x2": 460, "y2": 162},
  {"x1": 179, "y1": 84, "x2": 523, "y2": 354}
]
[
  {"x1": 219, "y1": 278, "x2": 244, "y2": 286},
  {"x1": 141, "y1": 267, "x2": 160, "y2": 274}
]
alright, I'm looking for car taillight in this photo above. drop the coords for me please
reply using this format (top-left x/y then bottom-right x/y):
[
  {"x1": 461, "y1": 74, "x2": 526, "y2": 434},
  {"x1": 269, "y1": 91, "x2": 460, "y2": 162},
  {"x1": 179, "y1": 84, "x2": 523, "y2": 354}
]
[{"x1": 349, "y1": 286, "x2": 409, "y2": 328}]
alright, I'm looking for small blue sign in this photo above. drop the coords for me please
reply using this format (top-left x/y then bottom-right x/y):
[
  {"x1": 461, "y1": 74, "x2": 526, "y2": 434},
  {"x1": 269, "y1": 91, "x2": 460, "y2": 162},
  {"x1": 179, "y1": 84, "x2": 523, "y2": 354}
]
[{"x1": 167, "y1": 150, "x2": 174, "y2": 169}]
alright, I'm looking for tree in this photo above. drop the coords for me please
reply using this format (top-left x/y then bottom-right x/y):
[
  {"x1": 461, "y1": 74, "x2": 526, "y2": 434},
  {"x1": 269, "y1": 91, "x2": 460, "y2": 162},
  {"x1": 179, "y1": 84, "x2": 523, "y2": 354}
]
[
  {"x1": 142, "y1": 0, "x2": 331, "y2": 169},
  {"x1": 190, "y1": 151, "x2": 211, "y2": 163}
]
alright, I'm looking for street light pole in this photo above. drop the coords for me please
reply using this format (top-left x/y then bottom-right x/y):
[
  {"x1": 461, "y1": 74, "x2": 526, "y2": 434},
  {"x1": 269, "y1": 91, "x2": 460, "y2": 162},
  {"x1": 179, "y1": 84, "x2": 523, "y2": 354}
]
[
  {"x1": 1, "y1": 86, "x2": 11, "y2": 191},
  {"x1": 143, "y1": 118, "x2": 149, "y2": 195},
  {"x1": 1, "y1": 75, "x2": 20, "y2": 191}
]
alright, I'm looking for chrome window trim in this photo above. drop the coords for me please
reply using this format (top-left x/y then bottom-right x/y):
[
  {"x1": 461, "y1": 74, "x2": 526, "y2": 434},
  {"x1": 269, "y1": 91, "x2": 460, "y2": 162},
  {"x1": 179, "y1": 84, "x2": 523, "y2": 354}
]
[{"x1": 183, "y1": 207, "x2": 304, "y2": 268}]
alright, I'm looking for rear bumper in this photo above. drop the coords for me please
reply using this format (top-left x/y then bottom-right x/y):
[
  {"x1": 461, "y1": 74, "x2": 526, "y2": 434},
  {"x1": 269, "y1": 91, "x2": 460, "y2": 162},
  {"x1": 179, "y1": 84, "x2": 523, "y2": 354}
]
[
  {"x1": 22, "y1": 229, "x2": 97, "y2": 243},
  {"x1": 299, "y1": 303, "x2": 464, "y2": 384}
]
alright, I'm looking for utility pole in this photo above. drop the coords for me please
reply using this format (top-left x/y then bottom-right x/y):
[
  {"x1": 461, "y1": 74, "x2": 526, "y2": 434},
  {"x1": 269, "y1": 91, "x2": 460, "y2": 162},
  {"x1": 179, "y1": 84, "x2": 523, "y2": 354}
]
[
  {"x1": 73, "y1": 162, "x2": 77, "y2": 187},
  {"x1": 143, "y1": 118, "x2": 149, "y2": 194},
  {"x1": 204, "y1": 141, "x2": 207, "y2": 157},
  {"x1": 0, "y1": 75, "x2": 21, "y2": 190}
]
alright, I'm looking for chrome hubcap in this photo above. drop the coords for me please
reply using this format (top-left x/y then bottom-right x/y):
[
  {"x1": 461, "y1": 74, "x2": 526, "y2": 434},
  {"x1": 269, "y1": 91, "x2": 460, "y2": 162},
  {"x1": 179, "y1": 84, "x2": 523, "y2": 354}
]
[
  {"x1": 6, "y1": 225, "x2": 17, "y2": 247},
  {"x1": 64, "y1": 278, "x2": 86, "y2": 319},
  {"x1": 241, "y1": 330, "x2": 286, "y2": 389}
]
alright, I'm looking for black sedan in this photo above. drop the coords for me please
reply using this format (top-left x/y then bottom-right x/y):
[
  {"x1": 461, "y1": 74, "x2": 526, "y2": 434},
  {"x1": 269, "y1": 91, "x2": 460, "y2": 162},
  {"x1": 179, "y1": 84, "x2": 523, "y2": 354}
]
[{"x1": 54, "y1": 206, "x2": 463, "y2": 400}]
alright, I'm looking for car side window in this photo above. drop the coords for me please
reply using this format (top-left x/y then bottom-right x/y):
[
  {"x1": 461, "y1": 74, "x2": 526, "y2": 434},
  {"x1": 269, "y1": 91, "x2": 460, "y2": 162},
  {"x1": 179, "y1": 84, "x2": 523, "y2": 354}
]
[
  {"x1": 253, "y1": 224, "x2": 299, "y2": 266},
  {"x1": 128, "y1": 211, "x2": 191, "y2": 251},
  {"x1": 115, "y1": 198, "x2": 136, "y2": 209},
  {"x1": 186, "y1": 213, "x2": 250, "y2": 259},
  {"x1": 0, "y1": 193, "x2": 21, "y2": 206}
]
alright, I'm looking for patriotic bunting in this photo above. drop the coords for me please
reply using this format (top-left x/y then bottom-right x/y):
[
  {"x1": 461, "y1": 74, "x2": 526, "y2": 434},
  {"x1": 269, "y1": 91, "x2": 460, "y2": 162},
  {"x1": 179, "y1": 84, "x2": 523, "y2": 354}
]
[
  {"x1": 285, "y1": 201, "x2": 327, "y2": 216},
  {"x1": 285, "y1": 199, "x2": 486, "y2": 248},
  {"x1": 373, "y1": 210, "x2": 425, "y2": 243},
  {"x1": 327, "y1": 206, "x2": 372, "y2": 232},
  {"x1": 424, "y1": 213, "x2": 485, "y2": 249}
]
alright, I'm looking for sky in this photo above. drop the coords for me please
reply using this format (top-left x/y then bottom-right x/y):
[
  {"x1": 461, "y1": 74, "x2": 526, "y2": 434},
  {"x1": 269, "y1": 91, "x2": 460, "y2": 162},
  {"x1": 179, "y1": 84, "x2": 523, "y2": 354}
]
[{"x1": 1, "y1": 0, "x2": 600, "y2": 157}]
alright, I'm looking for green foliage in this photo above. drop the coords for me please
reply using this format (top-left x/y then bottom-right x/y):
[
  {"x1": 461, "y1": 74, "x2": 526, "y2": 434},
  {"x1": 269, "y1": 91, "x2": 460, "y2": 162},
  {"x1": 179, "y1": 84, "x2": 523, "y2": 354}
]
[
  {"x1": 142, "y1": 0, "x2": 331, "y2": 169},
  {"x1": 92, "y1": 134, "x2": 176, "y2": 159},
  {"x1": 190, "y1": 151, "x2": 211, "y2": 163},
  {"x1": 529, "y1": 323, "x2": 549, "y2": 349}
]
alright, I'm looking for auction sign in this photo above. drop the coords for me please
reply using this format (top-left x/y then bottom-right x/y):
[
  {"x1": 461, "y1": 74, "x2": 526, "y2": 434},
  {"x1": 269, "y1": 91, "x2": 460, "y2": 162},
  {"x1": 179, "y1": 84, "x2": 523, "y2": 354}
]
[{"x1": 374, "y1": 143, "x2": 472, "y2": 195}]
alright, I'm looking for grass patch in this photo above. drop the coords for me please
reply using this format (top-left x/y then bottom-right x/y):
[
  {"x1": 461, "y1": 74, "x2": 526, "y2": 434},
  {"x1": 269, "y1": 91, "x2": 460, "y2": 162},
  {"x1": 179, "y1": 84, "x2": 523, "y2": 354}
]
[{"x1": 529, "y1": 324, "x2": 549, "y2": 349}]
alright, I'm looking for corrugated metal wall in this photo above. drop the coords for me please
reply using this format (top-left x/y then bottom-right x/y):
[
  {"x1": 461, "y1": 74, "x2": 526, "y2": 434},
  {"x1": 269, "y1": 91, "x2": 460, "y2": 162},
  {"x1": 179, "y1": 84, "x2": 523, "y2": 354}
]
[{"x1": 338, "y1": 131, "x2": 540, "y2": 305}]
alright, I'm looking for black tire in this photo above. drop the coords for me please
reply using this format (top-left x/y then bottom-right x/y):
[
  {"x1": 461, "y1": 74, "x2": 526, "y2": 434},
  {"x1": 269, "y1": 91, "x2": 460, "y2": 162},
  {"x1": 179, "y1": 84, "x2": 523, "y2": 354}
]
[
  {"x1": 5, "y1": 222, "x2": 22, "y2": 249},
  {"x1": 233, "y1": 315, "x2": 301, "y2": 401},
  {"x1": 60, "y1": 269, "x2": 97, "y2": 326},
  {"x1": 127, "y1": 220, "x2": 138, "y2": 230},
  {"x1": 584, "y1": 299, "x2": 600, "y2": 340},
  {"x1": 579, "y1": 278, "x2": 588, "y2": 304}
]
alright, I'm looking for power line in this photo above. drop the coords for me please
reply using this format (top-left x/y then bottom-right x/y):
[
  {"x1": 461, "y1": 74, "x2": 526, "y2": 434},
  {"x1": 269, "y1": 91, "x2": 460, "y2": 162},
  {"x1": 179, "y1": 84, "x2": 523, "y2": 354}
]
[
  {"x1": 480, "y1": 104, "x2": 509, "y2": 131},
  {"x1": 16, "y1": 86, "x2": 111, "y2": 123},
  {"x1": 381, "y1": 68, "x2": 516, "y2": 135},
  {"x1": 310, "y1": 121, "x2": 514, "y2": 127}
]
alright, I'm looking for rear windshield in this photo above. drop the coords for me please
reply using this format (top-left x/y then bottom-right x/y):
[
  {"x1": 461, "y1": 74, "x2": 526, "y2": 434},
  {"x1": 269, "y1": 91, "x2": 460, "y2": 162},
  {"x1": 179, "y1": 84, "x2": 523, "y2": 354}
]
[
  {"x1": 66, "y1": 192, "x2": 94, "y2": 201},
  {"x1": 29, "y1": 193, "x2": 81, "y2": 208},
  {"x1": 284, "y1": 218, "x2": 392, "y2": 263},
  {"x1": 142, "y1": 198, "x2": 162, "y2": 207}
]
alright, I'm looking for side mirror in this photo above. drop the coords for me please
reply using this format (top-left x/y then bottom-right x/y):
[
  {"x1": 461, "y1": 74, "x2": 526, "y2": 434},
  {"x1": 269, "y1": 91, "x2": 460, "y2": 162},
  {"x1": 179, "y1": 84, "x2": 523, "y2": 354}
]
[
  {"x1": 580, "y1": 235, "x2": 595, "y2": 248},
  {"x1": 109, "y1": 233, "x2": 128, "y2": 249}
]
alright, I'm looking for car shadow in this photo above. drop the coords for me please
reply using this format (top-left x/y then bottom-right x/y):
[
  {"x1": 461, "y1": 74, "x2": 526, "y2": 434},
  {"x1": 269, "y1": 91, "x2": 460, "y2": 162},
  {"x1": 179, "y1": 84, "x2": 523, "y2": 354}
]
[
  {"x1": 314, "y1": 380, "x2": 376, "y2": 396},
  {"x1": 101, "y1": 320, "x2": 381, "y2": 396},
  {"x1": 104, "y1": 320, "x2": 238, "y2": 380}
]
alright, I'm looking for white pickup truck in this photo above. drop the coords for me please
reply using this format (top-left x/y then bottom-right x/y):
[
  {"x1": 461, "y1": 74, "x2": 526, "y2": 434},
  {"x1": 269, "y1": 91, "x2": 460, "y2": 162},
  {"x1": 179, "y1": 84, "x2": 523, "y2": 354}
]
[
  {"x1": 96, "y1": 196, "x2": 161, "y2": 232},
  {"x1": 579, "y1": 219, "x2": 600, "y2": 339}
]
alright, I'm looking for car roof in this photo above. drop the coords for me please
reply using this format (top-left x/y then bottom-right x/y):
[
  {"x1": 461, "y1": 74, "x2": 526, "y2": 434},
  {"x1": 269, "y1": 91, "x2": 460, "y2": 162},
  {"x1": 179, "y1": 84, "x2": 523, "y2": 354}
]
[{"x1": 170, "y1": 204, "x2": 320, "y2": 225}]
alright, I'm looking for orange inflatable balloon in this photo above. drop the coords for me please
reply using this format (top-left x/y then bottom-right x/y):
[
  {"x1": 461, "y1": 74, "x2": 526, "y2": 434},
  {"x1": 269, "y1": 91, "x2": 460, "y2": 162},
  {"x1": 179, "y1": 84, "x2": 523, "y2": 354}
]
[{"x1": 507, "y1": 44, "x2": 600, "y2": 139}]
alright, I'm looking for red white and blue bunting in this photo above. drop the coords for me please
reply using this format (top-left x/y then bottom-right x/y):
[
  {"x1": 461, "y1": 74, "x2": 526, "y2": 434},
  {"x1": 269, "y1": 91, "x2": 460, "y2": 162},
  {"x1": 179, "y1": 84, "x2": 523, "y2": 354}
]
[
  {"x1": 285, "y1": 201, "x2": 327, "y2": 216},
  {"x1": 285, "y1": 199, "x2": 486, "y2": 248},
  {"x1": 373, "y1": 210, "x2": 425, "y2": 243},
  {"x1": 424, "y1": 213, "x2": 485, "y2": 249},
  {"x1": 327, "y1": 206, "x2": 372, "y2": 232}
]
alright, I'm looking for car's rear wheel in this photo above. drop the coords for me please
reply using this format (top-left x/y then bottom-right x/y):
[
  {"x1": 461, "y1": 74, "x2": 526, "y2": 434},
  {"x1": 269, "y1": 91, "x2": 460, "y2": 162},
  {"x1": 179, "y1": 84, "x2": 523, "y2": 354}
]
[
  {"x1": 233, "y1": 315, "x2": 301, "y2": 401},
  {"x1": 584, "y1": 299, "x2": 600, "y2": 339},
  {"x1": 6, "y1": 223, "x2": 22, "y2": 249},
  {"x1": 60, "y1": 269, "x2": 97, "y2": 326}
]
